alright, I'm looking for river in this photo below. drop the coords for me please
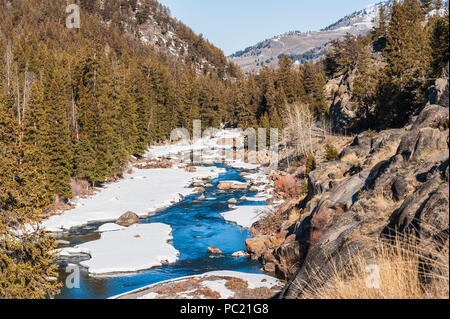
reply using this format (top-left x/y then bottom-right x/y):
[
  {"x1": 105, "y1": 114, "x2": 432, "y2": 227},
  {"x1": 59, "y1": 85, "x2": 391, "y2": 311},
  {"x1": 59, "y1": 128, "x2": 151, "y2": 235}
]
[{"x1": 55, "y1": 164, "x2": 267, "y2": 299}]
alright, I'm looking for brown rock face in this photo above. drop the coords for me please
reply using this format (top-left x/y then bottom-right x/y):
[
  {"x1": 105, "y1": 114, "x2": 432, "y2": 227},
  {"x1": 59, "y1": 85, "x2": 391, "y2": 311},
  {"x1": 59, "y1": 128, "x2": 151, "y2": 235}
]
[
  {"x1": 115, "y1": 211, "x2": 140, "y2": 227},
  {"x1": 245, "y1": 237, "x2": 267, "y2": 257},
  {"x1": 280, "y1": 87, "x2": 449, "y2": 299},
  {"x1": 274, "y1": 241, "x2": 304, "y2": 280},
  {"x1": 207, "y1": 246, "x2": 223, "y2": 255}
]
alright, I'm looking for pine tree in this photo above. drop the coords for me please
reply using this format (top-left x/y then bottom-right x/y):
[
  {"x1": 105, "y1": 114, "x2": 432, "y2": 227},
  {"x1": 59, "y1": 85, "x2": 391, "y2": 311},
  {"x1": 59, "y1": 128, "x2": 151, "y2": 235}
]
[
  {"x1": 41, "y1": 56, "x2": 73, "y2": 200},
  {"x1": 429, "y1": 6, "x2": 449, "y2": 76},
  {"x1": 133, "y1": 60, "x2": 157, "y2": 153},
  {"x1": 352, "y1": 47, "x2": 379, "y2": 122},
  {"x1": 420, "y1": 0, "x2": 435, "y2": 15},
  {"x1": 372, "y1": 3, "x2": 388, "y2": 39},
  {"x1": 277, "y1": 55, "x2": 296, "y2": 104},
  {"x1": 21, "y1": 81, "x2": 53, "y2": 209},
  {"x1": 303, "y1": 61, "x2": 328, "y2": 116},
  {"x1": 376, "y1": 0, "x2": 432, "y2": 127},
  {"x1": 0, "y1": 91, "x2": 61, "y2": 299}
]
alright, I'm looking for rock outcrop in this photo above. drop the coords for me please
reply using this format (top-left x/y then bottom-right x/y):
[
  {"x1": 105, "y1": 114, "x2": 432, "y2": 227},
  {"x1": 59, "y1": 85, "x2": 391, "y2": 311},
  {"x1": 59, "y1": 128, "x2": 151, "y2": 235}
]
[
  {"x1": 246, "y1": 81, "x2": 448, "y2": 298},
  {"x1": 279, "y1": 101, "x2": 448, "y2": 298},
  {"x1": 328, "y1": 71, "x2": 358, "y2": 133}
]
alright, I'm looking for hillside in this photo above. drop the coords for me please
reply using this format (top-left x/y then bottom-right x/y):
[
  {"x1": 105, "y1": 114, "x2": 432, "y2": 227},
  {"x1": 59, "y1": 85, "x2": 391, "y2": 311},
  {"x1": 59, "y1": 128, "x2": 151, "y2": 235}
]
[
  {"x1": 230, "y1": 0, "x2": 449, "y2": 74},
  {"x1": 230, "y1": 1, "x2": 390, "y2": 73}
]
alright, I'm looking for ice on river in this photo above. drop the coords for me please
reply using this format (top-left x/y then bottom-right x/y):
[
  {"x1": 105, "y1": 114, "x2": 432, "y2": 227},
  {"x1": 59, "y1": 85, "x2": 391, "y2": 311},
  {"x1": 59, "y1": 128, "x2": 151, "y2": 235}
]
[
  {"x1": 70, "y1": 223, "x2": 179, "y2": 275},
  {"x1": 221, "y1": 205, "x2": 273, "y2": 228},
  {"x1": 41, "y1": 166, "x2": 224, "y2": 232}
]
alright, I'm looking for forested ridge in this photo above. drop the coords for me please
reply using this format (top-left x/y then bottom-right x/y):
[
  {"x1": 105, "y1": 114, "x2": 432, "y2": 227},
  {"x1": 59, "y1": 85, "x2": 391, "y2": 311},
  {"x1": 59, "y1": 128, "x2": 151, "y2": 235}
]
[
  {"x1": 325, "y1": 0, "x2": 449, "y2": 129},
  {"x1": 0, "y1": 0, "x2": 448, "y2": 299}
]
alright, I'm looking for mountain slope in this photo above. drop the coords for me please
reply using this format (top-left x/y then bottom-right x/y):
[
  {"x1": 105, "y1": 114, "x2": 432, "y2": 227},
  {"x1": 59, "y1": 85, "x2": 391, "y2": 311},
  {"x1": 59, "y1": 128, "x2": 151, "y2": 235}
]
[{"x1": 229, "y1": 1, "x2": 391, "y2": 73}]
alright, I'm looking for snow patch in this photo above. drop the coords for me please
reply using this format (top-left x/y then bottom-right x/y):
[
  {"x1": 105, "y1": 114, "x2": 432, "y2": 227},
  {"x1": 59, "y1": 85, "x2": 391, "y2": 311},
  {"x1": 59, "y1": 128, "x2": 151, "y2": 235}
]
[
  {"x1": 221, "y1": 205, "x2": 272, "y2": 228},
  {"x1": 77, "y1": 223, "x2": 179, "y2": 275},
  {"x1": 42, "y1": 166, "x2": 221, "y2": 232}
]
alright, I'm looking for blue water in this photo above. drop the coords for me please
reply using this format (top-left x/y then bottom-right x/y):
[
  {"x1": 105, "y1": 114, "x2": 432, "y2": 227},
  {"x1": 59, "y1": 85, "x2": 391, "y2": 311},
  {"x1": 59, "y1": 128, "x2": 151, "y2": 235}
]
[{"x1": 56, "y1": 164, "x2": 266, "y2": 299}]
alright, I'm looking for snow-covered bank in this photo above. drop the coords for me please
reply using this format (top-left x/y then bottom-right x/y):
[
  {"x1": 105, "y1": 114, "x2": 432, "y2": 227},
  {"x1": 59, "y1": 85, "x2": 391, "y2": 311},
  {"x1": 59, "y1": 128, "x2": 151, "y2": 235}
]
[
  {"x1": 60, "y1": 223, "x2": 179, "y2": 275},
  {"x1": 42, "y1": 166, "x2": 223, "y2": 232},
  {"x1": 112, "y1": 270, "x2": 283, "y2": 299}
]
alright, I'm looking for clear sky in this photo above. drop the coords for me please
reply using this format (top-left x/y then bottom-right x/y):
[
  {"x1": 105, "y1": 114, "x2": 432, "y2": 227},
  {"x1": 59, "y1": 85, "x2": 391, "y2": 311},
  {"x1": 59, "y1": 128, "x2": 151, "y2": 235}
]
[{"x1": 158, "y1": 0, "x2": 380, "y2": 56}]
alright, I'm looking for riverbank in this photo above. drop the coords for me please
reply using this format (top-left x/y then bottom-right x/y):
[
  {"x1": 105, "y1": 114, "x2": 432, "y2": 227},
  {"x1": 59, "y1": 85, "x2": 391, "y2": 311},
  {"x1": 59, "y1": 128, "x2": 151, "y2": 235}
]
[
  {"x1": 112, "y1": 271, "x2": 284, "y2": 299},
  {"x1": 45, "y1": 130, "x2": 285, "y2": 299}
]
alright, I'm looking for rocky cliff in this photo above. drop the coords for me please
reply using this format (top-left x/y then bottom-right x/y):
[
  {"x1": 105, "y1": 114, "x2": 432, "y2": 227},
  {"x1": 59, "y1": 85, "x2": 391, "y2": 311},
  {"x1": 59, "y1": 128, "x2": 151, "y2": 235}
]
[{"x1": 246, "y1": 77, "x2": 449, "y2": 298}]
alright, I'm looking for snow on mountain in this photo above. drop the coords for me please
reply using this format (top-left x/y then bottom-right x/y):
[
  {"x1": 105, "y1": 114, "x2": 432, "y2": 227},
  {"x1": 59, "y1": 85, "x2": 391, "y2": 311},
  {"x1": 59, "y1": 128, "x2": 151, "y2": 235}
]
[{"x1": 229, "y1": 1, "x2": 392, "y2": 74}]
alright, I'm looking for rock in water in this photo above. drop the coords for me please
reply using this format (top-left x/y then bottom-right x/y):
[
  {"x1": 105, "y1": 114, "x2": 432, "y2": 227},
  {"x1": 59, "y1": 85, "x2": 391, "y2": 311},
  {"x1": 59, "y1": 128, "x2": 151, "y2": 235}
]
[
  {"x1": 217, "y1": 182, "x2": 233, "y2": 190},
  {"x1": 185, "y1": 166, "x2": 197, "y2": 173},
  {"x1": 232, "y1": 251, "x2": 249, "y2": 258},
  {"x1": 194, "y1": 187, "x2": 206, "y2": 194},
  {"x1": 207, "y1": 246, "x2": 223, "y2": 255},
  {"x1": 115, "y1": 211, "x2": 140, "y2": 227},
  {"x1": 228, "y1": 198, "x2": 238, "y2": 204},
  {"x1": 191, "y1": 181, "x2": 205, "y2": 187}
]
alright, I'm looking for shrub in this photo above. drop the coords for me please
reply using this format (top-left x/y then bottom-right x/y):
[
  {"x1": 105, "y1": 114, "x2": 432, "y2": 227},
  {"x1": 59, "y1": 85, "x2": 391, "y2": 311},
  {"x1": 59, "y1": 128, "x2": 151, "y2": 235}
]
[
  {"x1": 325, "y1": 142, "x2": 339, "y2": 161},
  {"x1": 305, "y1": 153, "x2": 317, "y2": 175},
  {"x1": 367, "y1": 128, "x2": 378, "y2": 138},
  {"x1": 442, "y1": 118, "x2": 449, "y2": 130},
  {"x1": 301, "y1": 180, "x2": 308, "y2": 195}
]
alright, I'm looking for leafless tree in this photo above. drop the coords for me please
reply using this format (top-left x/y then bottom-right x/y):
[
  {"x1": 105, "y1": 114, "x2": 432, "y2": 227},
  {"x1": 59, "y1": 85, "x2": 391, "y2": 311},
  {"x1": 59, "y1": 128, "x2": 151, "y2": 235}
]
[{"x1": 284, "y1": 102, "x2": 315, "y2": 158}]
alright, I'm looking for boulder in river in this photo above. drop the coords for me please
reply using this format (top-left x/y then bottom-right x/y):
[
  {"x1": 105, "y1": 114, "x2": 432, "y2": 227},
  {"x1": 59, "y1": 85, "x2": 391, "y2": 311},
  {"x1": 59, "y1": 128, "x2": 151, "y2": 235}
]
[
  {"x1": 185, "y1": 166, "x2": 197, "y2": 173},
  {"x1": 207, "y1": 246, "x2": 223, "y2": 255},
  {"x1": 217, "y1": 181, "x2": 233, "y2": 190},
  {"x1": 191, "y1": 181, "x2": 205, "y2": 187},
  {"x1": 231, "y1": 182, "x2": 248, "y2": 190},
  {"x1": 115, "y1": 211, "x2": 140, "y2": 227},
  {"x1": 194, "y1": 187, "x2": 206, "y2": 194},
  {"x1": 228, "y1": 198, "x2": 238, "y2": 204},
  {"x1": 232, "y1": 251, "x2": 249, "y2": 258}
]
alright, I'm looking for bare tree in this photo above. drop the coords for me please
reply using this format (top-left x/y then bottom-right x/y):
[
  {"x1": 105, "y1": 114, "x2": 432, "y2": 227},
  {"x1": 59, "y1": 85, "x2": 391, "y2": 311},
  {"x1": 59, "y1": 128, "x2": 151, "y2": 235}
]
[
  {"x1": 284, "y1": 102, "x2": 315, "y2": 158},
  {"x1": 4, "y1": 40, "x2": 12, "y2": 90}
]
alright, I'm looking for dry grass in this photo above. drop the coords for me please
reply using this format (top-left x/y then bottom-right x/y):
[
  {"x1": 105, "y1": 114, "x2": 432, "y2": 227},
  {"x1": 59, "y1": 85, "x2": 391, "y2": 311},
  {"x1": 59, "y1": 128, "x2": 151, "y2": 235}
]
[
  {"x1": 252, "y1": 199, "x2": 301, "y2": 235},
  {"x1": 302, "y1": 236, "x2": 449, "y2": 299},
  {"x1": 366, "y1": 144, "x2": 397, "y2": 168},
  {"x1": 374, "y1": 189, "x2": 390, "y2": 211},
  {"x1": 341, "y1": 152, "x2": 358, "y2": 166},
  {"x1": 225, "y1": 277, "x2": 249, "y2": 290}
]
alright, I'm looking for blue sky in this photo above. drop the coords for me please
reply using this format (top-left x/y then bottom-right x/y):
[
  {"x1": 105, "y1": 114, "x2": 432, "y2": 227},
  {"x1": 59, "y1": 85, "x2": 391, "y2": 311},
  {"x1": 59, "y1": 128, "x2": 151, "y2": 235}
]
[{"x1": 158, "y1": 0, "x2": 380, "y2": 55}]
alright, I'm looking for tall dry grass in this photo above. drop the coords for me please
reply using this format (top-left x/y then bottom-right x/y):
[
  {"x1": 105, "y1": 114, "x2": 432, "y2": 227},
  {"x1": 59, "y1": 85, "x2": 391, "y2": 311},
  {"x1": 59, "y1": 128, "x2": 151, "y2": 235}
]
[{"x1": 302, "y1": 235, "x2": 449, "y2": 299}]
